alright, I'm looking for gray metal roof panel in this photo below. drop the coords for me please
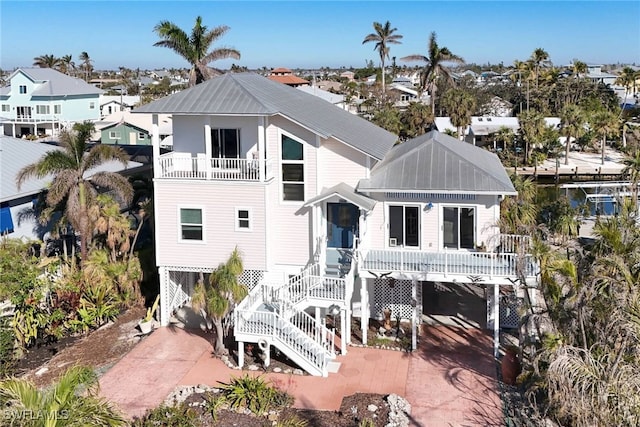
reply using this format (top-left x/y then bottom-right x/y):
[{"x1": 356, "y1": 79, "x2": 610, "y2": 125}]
[
  {"x1": 10, "y1": 68, "x2": 103, "y2": 96},
  {"x1": 1, "y1": 136, "x2": 140, "y2": 202},
  {"x1": 358, "y1": 131, "x2": 516, "y2": 194},
  {"x1": 303, "y1": 182, "x2": 376, "y2": 211},
  {"x1": 134, "y1": 73, "x2": 397, "y2": 160}
]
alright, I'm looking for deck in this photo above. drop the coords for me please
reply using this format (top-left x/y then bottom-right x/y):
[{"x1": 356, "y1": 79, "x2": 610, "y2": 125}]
[{"x1": 157, "y1": 152, "x2": 275, "y2": 181}]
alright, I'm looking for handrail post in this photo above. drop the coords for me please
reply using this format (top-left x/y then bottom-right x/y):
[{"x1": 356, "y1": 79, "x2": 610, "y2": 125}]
[{"x1": 444, "y1": 247, "x2": 448, "y2": 277}]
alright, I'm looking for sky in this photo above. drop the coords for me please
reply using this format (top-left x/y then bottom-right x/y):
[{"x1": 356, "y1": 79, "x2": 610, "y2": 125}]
[{"x1": 1, "y1": 1, "x2": 639, "y2": 71}]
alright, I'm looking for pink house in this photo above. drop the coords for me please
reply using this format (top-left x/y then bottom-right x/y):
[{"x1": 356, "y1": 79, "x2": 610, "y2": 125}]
[{"x1": 135, "y1": 73, "x2": 536, "y2": 376}]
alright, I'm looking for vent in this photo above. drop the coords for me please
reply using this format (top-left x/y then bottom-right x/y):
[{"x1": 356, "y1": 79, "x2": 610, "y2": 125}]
[{"x1": 389, "y1": 238, "x2": 398, "y2": 247}]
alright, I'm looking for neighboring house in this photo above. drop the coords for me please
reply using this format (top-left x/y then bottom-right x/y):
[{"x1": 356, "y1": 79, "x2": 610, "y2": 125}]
[
  {"x1": 480, "y1": 96, "x2": 514, "y2": 117},
  {"x1": 268, "y1": 68, "x2": 309, "y2": 87},
  {"x1": 586, "y1": 64, "x2": 618, "y2": 86},
  {"x1": 99, "y1": 95, "x2": 141, "y2": 118},
  {"x1": 0, "y1": 135, "x2": 143, "y2": 241},
  {"x1": 435, "y1": 116, "x2": 561, "y2": 148},
  {"x1": 340, "y1": 71, "x2": 355, "y2": 81},
  {"x1": 136, "y1": 73, "x2": 534, "y2": 376},
  {"x1": 297, "y1": 85, "x2": 356, "y2": 114},
  {"x1": 388, "y1": 83, "x2": 429, "y2": 108},
  {"x1": 0, "y1": 68, "x2": 103, "y2": 138},
  {"x1": 96, "y1": 111, "x2": 172, "y2": 146}
]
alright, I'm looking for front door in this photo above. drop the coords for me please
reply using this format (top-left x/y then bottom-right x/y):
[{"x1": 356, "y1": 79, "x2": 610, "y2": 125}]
[{"x1": 327, "y1": 203, "x2": 359, "y2": 249}]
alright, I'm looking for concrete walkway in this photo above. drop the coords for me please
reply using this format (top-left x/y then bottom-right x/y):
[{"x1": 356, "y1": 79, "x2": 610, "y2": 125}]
[{"x1": 99, "y1": 325, "x2": 502, "y2": 426}]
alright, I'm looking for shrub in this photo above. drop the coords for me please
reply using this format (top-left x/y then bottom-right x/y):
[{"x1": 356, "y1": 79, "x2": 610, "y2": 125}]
[
  {"x1": 218, "y1": 374, "x2": 293, "y2": 414},
  {"x1": 0, "y1": 317, "x2": 16, "y2": 378},
  {"x1": 131, "y1": 402, "x2": 198, "y2": 427},
  {"x1": 276, "y1": 415, "x2": 309, "y2": 427}
]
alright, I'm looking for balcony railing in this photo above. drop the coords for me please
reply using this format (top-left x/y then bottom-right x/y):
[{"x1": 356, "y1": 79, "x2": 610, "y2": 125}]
[
  {"x1": 359, "y1": 247, "x2": 538, "y2": 279},
  {"x1": 157, "y1": 152, "x2": 274, "y2": 182}
]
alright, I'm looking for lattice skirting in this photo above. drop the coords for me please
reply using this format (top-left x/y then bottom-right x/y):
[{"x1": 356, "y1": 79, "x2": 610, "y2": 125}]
[
  {"x1": 372, "y1": 278, "x2": 413, "y2": 320},
  {"x1": 238, "y1": 270, "x2": 265, "y2": 290},
  {"x1": 499, "y1": 295, "x2": 523, "y2": 329}
]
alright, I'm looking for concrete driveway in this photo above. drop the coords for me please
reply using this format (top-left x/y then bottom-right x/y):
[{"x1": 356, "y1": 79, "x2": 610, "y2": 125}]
[{"x1": 99, "y1": 324, "x2": 502, "y2": 426}]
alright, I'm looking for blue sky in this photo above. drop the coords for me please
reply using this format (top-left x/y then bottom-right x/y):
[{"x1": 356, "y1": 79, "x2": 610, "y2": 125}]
[{"x1": 1, "y1": 1, "x2": 638, "y2": 71}]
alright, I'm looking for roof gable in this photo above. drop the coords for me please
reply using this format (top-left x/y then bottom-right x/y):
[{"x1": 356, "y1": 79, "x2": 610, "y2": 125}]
[
  {"x1": 358, "y1": 131, "x2": 516, "y2": 195},
  {"x1": 135, "y1": 73, "x2": 397, "y2": 160},
  {"x1": 6, "y1": 68, "x2": 102, "y2": 97}
]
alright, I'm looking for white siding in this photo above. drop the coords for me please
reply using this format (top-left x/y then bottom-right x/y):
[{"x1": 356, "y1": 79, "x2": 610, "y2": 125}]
[
  {"x1": 155, "y1": 180, "x2": 267, "y2": 270},
  {"x1": 317, "y1": 138, "x2": 369, "y2": 188}
]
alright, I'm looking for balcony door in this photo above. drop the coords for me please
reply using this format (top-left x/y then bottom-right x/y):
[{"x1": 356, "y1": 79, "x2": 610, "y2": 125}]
[
  {"x1": 211, "y1": 128, "x2": 239, "y2": 161},
  {"x1": 388, "y1": 205, "x2": 420, "y2": 248},
  {"x1": 443, "y1": 206, "x2": 475, "y2": 250},
  {"x1": 17, "y1": 106, "x2": 32, "y2": 119}
]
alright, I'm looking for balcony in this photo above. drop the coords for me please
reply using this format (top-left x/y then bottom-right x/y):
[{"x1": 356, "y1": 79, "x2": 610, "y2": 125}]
[{"x1": 157, "y1": 152, "x2": 275, "y2": 182}]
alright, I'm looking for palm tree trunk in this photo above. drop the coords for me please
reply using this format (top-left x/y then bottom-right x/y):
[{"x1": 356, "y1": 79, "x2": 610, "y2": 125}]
[
  {"x1": 381, "y1": 58, "x2": 386, "y2": 95},
  {"x1": 79, "y1": 182, "x2": 88, "y2": 262},
  {"x1": 601, "y1": 135, "x2": 606, "y2": 165},
  {"x1": 213, "y1": 317, "x2": 227, "y2": 355},
  {"x1": 565, "y1": 133, "x2": 571, "y2": 165},
  {"x1": 430, "y1": 83, "x2": 437, "y2": 116}
]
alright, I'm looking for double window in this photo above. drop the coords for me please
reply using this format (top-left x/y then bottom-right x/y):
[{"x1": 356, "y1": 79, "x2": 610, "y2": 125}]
[
  {"x1": 443, "y1": 206, "x2": 475, "y2": 250},
  {"x1": 36, "y1": 105, "x2": 50, "y2": 115},
  {"x1": 281, "y1": 134, "x2": 304, "y2": 201},
  {"x1": 235, "y1": 208, "x2": 251, "y2": 231},
  {"x1": 19, "y1": 85, "x2": 27, "y2": 94},
  {"x1": 109, "y1": 131, "x2": 120, "y2": 139},
  {"x1": 388, "y1": 205, "x2": 420, "y2": 247},
  {"x1": 179, "y1": 208, "x2": 203, "y2": 241},
  {"x1": 211, "y1": 128, "x2": 239, "y2": 159}
]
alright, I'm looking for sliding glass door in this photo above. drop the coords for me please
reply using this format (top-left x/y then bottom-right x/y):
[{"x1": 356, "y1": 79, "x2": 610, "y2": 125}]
[
  {"x1": 443, "y1": 206, "x2": 475, "y2": 249},
  {"x1": 388, "y1": 205, "x2": 419, "y2": 247}
]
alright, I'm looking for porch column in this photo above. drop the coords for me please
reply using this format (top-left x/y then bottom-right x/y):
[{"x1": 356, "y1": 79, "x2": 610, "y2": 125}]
[
  {"x1": 258, "y1": 117, "x2": 265, "y2": 181},
  {"x1": 340, "y1": 309, "x2": 347, "y2": 355},
  {"x1": 345, "y1": 304, "x2": 351, "y2": 347},
  {"x1": 318, "y1": 205, "x2": 326, "y2": 267},
  {"x1": 237, "y1": 341, "x2": 244, "y2": 368},
  {"x1": 158, "y1": 266, "x2": 170, "y2": 326},
  {"x1": 151, "y1": 114, "x2": 160, "y2": 178},
  {"x1": 361, "y1": 278, "x2": 369, "y2": 345},
  {"x1": 204, "y1": 123, "x2": 212, "y2": 179},
  {"x1": 411, "y1": 280, "x2": 418, "y2": 351},
  {"x1": 493, "y1": 284, "x2": 500, "y2": 358}
]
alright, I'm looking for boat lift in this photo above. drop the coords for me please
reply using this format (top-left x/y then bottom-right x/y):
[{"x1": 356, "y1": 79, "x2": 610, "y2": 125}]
[{"x1": 560, "y1": 181, "x2": 636, "y2": 217}]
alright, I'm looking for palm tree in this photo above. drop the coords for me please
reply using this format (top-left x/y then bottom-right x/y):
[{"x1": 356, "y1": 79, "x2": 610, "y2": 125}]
[
  {"x1": 518, "y1": 110, "x2": 546, "y2": 163},
  {"x1": 78, "y1": 51, "x2": 93, "y2": 81},
  {"x1": 615, "y1": 66, "x2": 638, "y2": 113},
  {"x1": 401, "y1": 31, "x2": 464, "y2": 115},
  {"x1": 401, "y1": 101, "x2": 433, "y2": 138},
  {"x1": 559, "y1": 104, "x2": 585, "y2": 165},
  {"x1": 192, "y1": 248, "x2": 248, "y2": 355},
  {"x1": 362, "y1": 21, "x2": 403, "y2": 95},
  {"x1": 440, "y1": 88, "x2": 476, "y2": 140},
  {"x1": 0, "y1": 365, "x2": 126, "y2": 426},
  {"x1": 529, "y1": 47, "x2": 550, "y2": 88},
  {"x1": 622, "y1": 151, "x2": 640, "y2": 207},
  {"x1": 154, "y1": 16, "x2": 241, "y2": 87},
  {"x1": 572, "y1": 60, "x2": 587, "y2": 78},
  {"x1": 511, "y1": 59, "x2": 534, "y2": 112},
  {"x1": 33, "y1": 54, "x2": 61, "y2": 69},
  {"x1": 16, "y1": 121, "x2": 133, "y2": 262},
  {"x1": 59, "y1": 54, "x2": 75, "y2": 75},
  {"x1": 589, "y1": 110, "x2": 618, "y2": 165}
]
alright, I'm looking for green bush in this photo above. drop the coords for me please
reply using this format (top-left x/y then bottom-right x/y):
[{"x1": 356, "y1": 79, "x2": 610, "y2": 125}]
[
  {"x1": 131, "y1": 402, "x2": 198, "y2": 427},
  {"x1": 0, "y1": 317, "x2": 16, "y2": 378},
  {"x1": 218, "y1": 374, "x2": 293, "y2": 415},
  {"x1": 276, "y1": 415, "x2": 309, "y2": 427}
]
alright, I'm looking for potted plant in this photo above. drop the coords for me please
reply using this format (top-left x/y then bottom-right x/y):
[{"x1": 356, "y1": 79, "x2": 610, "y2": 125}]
[{"x1": 139, "y1": 295, "x2": 159, "y2": 334}]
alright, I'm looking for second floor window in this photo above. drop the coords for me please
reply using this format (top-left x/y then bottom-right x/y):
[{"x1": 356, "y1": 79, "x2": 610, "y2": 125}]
[
  {"x1": 89, "y1": 102, "x2": 95, "y2": 109},
  {"x1": 211, "y1": 128, "x2": 239, "y2": 159},
  {"x1": 180, "y1": 208, "x2": 203, "y2": 241},
  {"x1": 281, "y1": 134, "x2": 304, "y2": 201},
  {"x1": 36, "y1": 105, "x2": 50, "y2": 115},
  {"x1": 138, "y1": 132, "x2": 146, "y2": 140},
  {"x1": 19, "y1": 85, "x2": 27, "y2": 94},
  {"x1": 54, "y1": 105, "x2": 61, "y2": 114},
  {"x1": 1, "y1": 105, "x2": 9, "y2": 112}
]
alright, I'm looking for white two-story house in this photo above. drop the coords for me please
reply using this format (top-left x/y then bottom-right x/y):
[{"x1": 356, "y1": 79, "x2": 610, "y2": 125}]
[
  {"x1": 136, "y1": 73, "x2": 536, "y2": 376},
  {"x1": 0, "y1": 68, "x2": 102, "y2": 138}
]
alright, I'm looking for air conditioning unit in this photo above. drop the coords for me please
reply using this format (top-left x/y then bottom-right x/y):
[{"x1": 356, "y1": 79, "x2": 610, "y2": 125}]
[{"x1": 389, "y1": 238, "x2": 397, "y2": 247}]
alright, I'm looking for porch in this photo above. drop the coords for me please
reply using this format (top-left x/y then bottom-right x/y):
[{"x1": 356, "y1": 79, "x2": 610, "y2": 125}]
[{"x1": 156, "y1": 151, "x2": 275, "y2": 181}]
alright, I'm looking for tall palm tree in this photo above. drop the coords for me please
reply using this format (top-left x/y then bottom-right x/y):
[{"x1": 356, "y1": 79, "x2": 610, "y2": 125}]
[
  {"x1": 401, "y1": 101, "x2": 433, "y2": 138},
  {"x1": 192, "y1": 248, "x2": 247, "y2": 355},
  {"x1": 33, "y1": 54, "x2": 61, "y2": 69},
  {"x1": 518, "y1": 110, "x2": 546, "y2": 163},
  {"x1": 530, "y1": 47, "x2": 550, "y2": 88},
  {"x1": 589, "y1": 110, "x2": 618, "y2": 165},
  {"x1": 441, "y1": 88, "x2": 476, "y2": 140},
  {"x1": 511, "y1": 59, "x2": 534, "y2": 112},
  {"x1": 362, "y1": 21, "x2": 403, "y2": 95},
  {"x1": 59, "y1": 54, "x2": 75, "y2": 75},
  {"x1": 0, "y1": 365, "x2": 126, "y2": 426},
  {"x1": 78, "y1": 51, "x2": 93, "y2": 81},
  {"x1": 401, "y1": 31, "x2": 464, "y2": 115},
  {"x1": 616, "y1": 66, "x2": 638, "y2": 113},
  {"x1": 559, "y1": 104, "x2": 585, "y2": 165},
  {"x1": 154, "y1": 16, "x2": 241, "y2": 87},
  {"x1": 16, "y1": 122, "x2": 133, "y2": 262}
]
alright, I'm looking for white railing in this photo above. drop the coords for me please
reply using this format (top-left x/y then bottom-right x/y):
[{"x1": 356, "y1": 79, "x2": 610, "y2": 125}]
[
  {"x1": 493, "y1": 234, "x2": 531, "y2": 254},
  {"x1": 359, "y1": 248, "x2": 538, "y2": 278},
  {"x1": 272, "y1": 263, "x2": 346, "y2": 306},
  {"x1": 157, "y1": 153, "x2": 274, "y2": 181}
]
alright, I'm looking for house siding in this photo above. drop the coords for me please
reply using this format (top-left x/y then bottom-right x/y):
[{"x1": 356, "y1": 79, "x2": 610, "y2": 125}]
[
  {"x1": 363, "y1": 194, "x2": 501, "y2": 251},
  {"x1": 318, "y1": 138, "x2": 369, "y2": 188},
  {"x1": 155, "y1": 180, "x2": 267, "y2": 271},
  {"x1": 101, "y1": 123, "x2": 150, "y2": 145}
]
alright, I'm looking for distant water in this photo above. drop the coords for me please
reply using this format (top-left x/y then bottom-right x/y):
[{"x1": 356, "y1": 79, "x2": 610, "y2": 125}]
[{"x1": 537, "y1": 184, "x2": 618, "y2": 216}]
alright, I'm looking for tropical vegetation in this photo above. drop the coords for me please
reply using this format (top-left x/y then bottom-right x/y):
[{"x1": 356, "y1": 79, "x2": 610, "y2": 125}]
[
  {"x1": 362, "y1": 21, "x2": 403, "y2": 95},
  {"x1": 153, "y1": 16, "x2": 241, "y2": 87}
]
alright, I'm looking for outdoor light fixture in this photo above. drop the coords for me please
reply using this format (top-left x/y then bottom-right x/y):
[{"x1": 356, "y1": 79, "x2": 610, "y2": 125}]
[{"x1": 424, "y1": 202, "x2": 433, "y2": 211}]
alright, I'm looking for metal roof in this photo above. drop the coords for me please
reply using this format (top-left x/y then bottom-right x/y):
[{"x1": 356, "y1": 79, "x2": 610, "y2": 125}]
[
  {"x1": 303, "y1": 182, "x2": 377, "y2": 211},
  {"x1": 2, "y1": 68, "x2": 103, "y2": 97},
  {"x1": 134, "y1": 73, "x2": 397, "y2": 160},
  {"x1": 1, "y1": 136, "x2": 141, "y2": 203},
  {"x1": 357, "y1": 131, "x2": 517, "y2": 195}
]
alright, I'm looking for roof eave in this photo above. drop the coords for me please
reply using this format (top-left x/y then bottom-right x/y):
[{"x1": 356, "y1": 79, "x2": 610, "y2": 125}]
[{"x1": 358, "y1": 188, "x2": 518, "y2": 196}]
